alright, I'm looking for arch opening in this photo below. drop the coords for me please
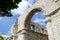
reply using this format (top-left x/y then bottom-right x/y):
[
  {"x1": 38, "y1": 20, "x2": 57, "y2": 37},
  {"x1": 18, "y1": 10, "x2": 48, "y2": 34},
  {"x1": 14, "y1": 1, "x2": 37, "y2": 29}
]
[
  {"x1": 31, "y1": 11, "x2": 46, "y2": 26},
  {"x1": 24, "y1": 8, "x2": 47, "y2": 34},
  {"x1": 25, "y1": 8, "x2": 43, "y2": 27}
]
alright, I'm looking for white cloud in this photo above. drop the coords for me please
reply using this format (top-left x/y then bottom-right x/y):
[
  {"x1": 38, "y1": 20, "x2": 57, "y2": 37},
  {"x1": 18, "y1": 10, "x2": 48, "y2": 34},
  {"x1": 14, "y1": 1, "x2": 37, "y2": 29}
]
[
  {"x1": 11, "y1": 1, "x2": 31, "y2": 15},
  {"x1": 33, "y1": 18, "x2": 45, "y2": 23},
  {"x1": 0, "y1": 17, "x2": 3, "y2": 20},
  {"x1": 33, "y1": 18, "x2": 46, "y2": 26},
  {"x1": 18, "y1": 1, "x2": 29, "y2": 9}
]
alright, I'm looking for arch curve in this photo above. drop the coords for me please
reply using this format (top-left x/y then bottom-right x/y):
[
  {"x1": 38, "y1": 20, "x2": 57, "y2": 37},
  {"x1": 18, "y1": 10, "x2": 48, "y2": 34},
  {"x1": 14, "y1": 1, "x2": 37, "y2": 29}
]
[{"x1": 24, "y1": 8, "x2": 45, "y2": 27}]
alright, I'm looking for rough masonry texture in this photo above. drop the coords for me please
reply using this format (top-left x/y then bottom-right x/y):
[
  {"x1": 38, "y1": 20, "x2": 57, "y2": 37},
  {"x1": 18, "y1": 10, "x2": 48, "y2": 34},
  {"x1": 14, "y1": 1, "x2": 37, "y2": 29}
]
[
  {"x1": 10, "y1": 19, "x2": 48, "y2": 40},
  {"x1": 10, "y1": 0, "x2": 60, "y2": 40}
]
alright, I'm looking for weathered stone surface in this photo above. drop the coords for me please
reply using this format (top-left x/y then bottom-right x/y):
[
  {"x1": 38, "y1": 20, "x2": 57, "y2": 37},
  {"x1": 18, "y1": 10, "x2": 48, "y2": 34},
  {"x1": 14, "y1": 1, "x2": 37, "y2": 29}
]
[
  {"x1": 10, "y1": 21, "x2": 48, "y2": 40},
  {"x1": 23, "y1": 30, "x2": 48, "y2": 40},
  {"x1": 17, "y1": 29, "x2": 48, "y2": 40},
  {"x1": 10, "y1": 0, "x2": 60, "y2": 40}
]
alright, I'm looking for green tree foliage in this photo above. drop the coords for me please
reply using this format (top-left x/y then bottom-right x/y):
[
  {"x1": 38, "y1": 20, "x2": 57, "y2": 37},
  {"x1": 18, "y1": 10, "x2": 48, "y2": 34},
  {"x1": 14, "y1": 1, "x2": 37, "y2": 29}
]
[
  {"x1": 0, "y1": 0, "x2": 21, "y2": 17},
  {"x1": 0, "y1": 36, "x2": 4, "y2": 40}
]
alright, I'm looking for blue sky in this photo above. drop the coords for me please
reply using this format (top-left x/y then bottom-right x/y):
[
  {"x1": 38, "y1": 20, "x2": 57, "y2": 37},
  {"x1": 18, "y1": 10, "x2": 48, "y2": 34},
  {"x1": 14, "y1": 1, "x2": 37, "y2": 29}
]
[{"x1": 0, "y1": 0, "x2": 46, "y2": 35}]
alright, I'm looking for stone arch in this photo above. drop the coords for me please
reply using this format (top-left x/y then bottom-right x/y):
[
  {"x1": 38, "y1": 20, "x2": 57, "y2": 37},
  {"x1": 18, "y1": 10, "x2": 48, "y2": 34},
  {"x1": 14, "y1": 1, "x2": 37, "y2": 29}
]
[
  {"x1": 24, "y1": 8, "x2": 45, "y2": 27},
  {"x1": 17, "y1": 0, "x2": 60, "y2": 40}
]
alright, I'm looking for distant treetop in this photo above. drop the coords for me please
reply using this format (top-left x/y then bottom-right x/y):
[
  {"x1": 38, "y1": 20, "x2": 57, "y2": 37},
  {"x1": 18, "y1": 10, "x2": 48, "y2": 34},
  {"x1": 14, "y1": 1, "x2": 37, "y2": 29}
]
[{"x1": 0, "y1": 0, "x2": 21, "y2": 17}]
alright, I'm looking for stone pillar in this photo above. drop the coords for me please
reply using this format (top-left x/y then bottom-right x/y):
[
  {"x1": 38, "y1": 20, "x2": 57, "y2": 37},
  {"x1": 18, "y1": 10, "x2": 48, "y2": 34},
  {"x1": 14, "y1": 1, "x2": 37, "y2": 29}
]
[
  {"x1": 45, "y1": 17, "x2": 55, "y2": 40},
  {"x1": 45, "y1": 8, "x2": 60, "y2": 40},
  {"x1": 17, "y1": 15, "x2": 29, "y2": 40},
  {"x1": 50, "y1": 9, "x2": 60, "y2": 40}
]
